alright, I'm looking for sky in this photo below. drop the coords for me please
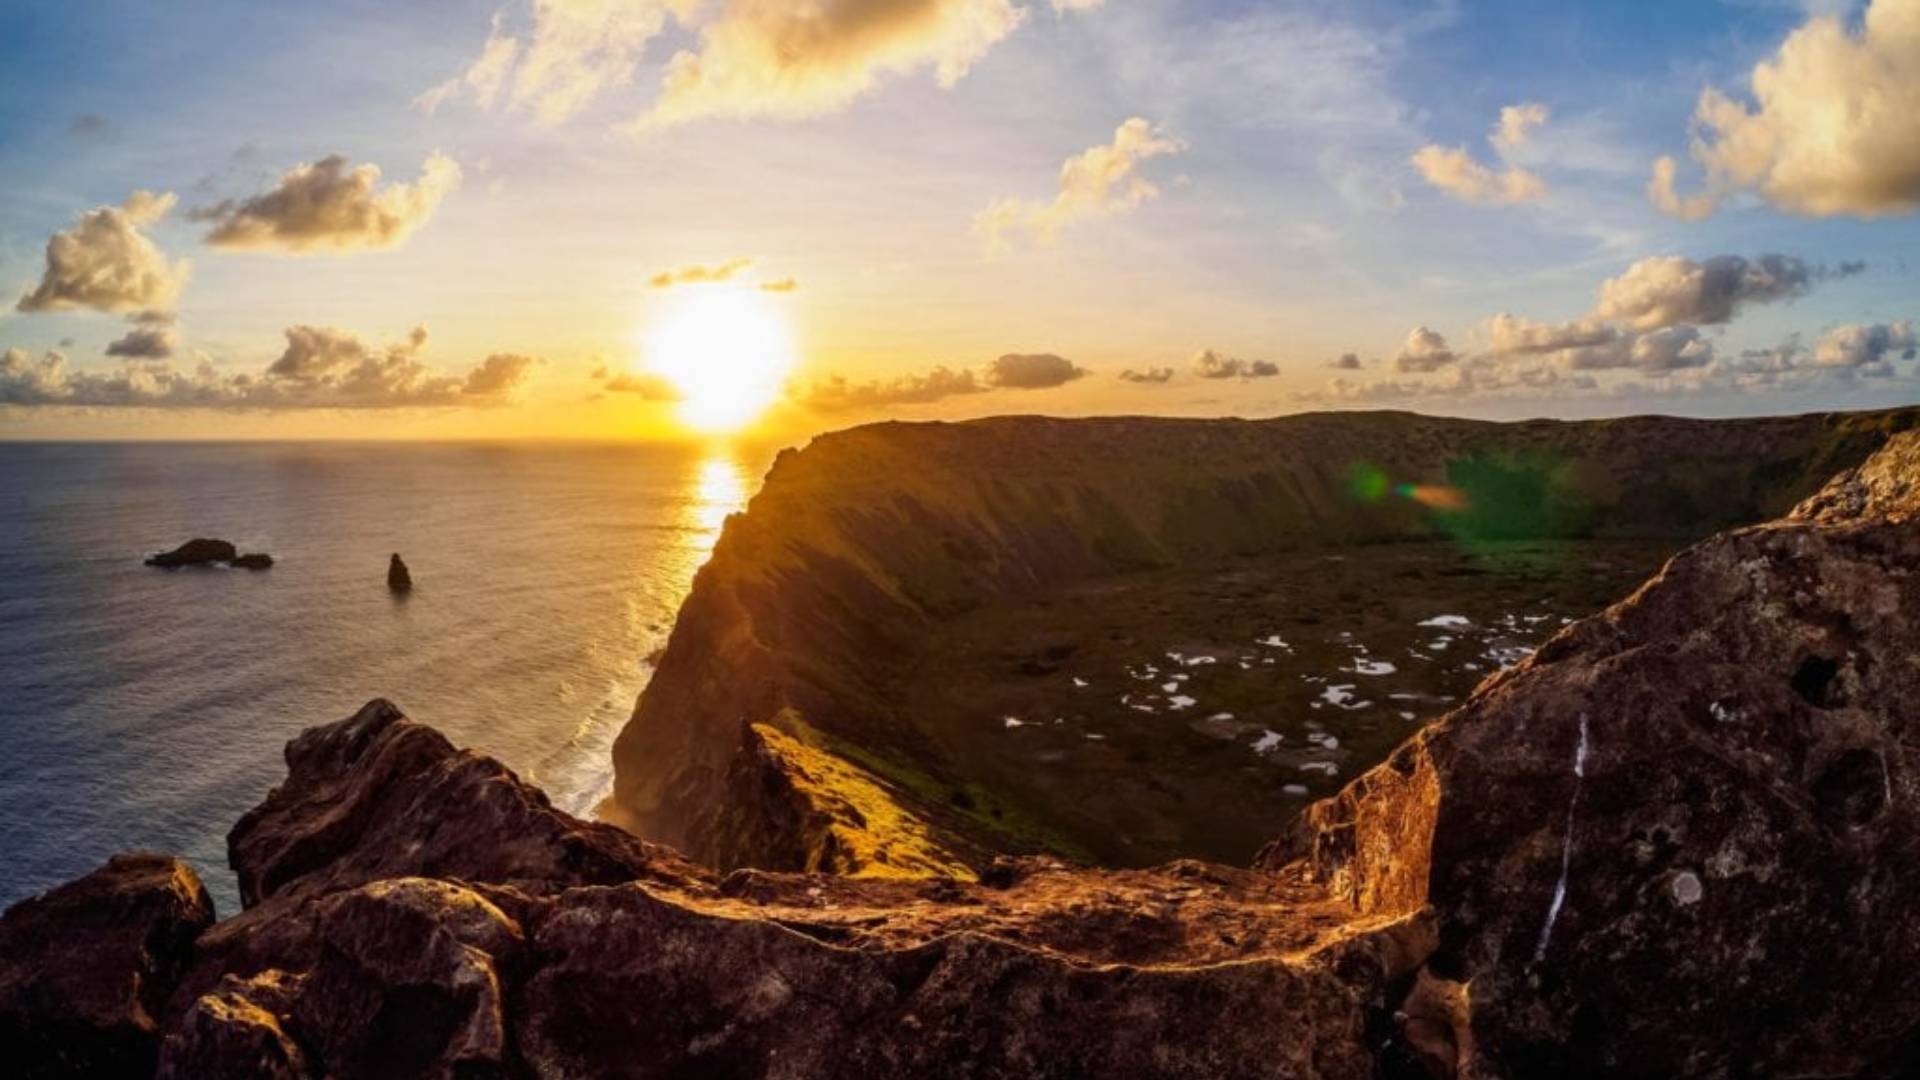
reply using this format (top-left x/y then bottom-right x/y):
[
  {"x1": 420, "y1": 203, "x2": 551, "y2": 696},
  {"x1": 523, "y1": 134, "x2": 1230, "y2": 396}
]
[{"x1": 1, "y1": 0, "x2": 1917, "y2": 440}]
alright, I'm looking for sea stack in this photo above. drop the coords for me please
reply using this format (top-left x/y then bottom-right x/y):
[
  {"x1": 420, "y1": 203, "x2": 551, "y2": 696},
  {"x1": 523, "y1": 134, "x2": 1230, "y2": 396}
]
[{"x1": 387, "y1": 553, "x2": 412, "y2": 593}]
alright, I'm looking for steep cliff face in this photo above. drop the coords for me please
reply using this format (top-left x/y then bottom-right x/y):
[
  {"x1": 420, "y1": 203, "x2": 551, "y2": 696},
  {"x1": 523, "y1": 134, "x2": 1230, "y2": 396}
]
[
  {"x1": 6, "y1": 431, "x2": 1920, "y2": 1077},
  {"x1": 610, "y1": 409, "x2": 1918, "y2": 874}
]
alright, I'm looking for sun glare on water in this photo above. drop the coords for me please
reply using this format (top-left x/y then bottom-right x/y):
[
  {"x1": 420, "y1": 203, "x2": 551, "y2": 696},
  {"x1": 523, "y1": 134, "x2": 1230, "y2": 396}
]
[{"x1": 644, "y1": 289, "x2": 795, "y2": 432}]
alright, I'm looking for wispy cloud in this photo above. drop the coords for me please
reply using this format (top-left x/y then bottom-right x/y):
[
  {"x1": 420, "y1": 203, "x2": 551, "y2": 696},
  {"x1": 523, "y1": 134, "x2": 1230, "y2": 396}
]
[{"x1": 974, "y1": 118, "x2": 1184, "y2": 254}]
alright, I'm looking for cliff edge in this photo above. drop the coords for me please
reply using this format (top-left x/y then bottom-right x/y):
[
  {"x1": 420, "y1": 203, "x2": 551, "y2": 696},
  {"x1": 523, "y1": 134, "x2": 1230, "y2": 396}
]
[{"x1": 607, "y1": 408, "x2": 1917, "y2": 875}]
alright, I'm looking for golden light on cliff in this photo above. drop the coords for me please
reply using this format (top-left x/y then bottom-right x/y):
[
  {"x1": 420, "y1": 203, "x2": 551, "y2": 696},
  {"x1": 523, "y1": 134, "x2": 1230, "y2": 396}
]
[{"x1": 645, "y1": 289, "x2": 795, "y2": 432}]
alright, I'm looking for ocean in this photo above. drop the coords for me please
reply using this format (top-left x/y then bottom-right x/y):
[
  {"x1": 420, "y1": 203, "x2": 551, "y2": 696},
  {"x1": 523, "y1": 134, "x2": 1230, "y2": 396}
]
[{"x1": 0, "y1": 440, "x2": 766, "y2": 915}]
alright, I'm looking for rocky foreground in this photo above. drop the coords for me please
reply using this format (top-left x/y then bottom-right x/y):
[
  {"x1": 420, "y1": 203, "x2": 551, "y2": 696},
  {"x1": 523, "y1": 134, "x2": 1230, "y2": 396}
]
[{"x1": 2, "y1": 428, "x2": 1919, "y2": 1077}]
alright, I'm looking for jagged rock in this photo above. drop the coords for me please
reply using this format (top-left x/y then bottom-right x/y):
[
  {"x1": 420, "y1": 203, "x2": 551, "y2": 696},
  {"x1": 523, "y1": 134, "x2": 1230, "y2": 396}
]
[
  {"x1": 145, "y1": 538, "x2": 237, "y2": 568},
  {"x1": 157, "y1": 973, "x2": 308, "y2": 1080},
  {"x1": 144, "y1": 539, "x2": 272, "y2": 570},
  {"x1": 387, "y1": 553, "x2": 411, "y2": 592},
  {"x1": 227, "y1": 698, "x2": 700, "y2": 908},
  {"x1": 0, "y1": 854, "x2": 214, "y2": 1078}
]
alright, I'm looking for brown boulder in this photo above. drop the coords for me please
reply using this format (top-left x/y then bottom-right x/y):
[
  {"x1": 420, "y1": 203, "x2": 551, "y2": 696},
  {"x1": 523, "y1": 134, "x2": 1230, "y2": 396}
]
[
  {"x1": 0, "y1": 854, "x2": 214, "y2": 1078},
  {"x1": 228, "y1": 698, "x2": 701, "y2": 908}
]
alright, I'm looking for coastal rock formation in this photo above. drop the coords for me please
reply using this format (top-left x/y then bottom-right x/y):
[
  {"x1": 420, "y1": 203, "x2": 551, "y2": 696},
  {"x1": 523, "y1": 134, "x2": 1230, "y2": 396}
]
[
  {"x1": 0, "y1": 853, "x2": 214, "y2": 1078},
  {"x1": 3, "y1": 424, "x2": 1919, "y2": 1077},
  {"x1": 1264, "y1": 431, "x2": 1920, "y2": 1075},
  {"x1": 609, "y1": 409, "x2": 1918, "y2": 875},
  {"x1": 387, "y1": 553, "x2": 411, "y2": 592},
  {"x1": 145, "y1": 539, "x2": 272, "y2": 570}
]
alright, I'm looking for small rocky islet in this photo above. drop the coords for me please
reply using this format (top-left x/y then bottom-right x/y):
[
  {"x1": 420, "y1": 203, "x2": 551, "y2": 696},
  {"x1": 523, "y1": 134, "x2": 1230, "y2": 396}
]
[
  {"x1": 143, "y1": 538, "x2": 272, "y2": 571},
  {"x1": 12, "y1": 410, "x2": 1920, "y2": 1078}
]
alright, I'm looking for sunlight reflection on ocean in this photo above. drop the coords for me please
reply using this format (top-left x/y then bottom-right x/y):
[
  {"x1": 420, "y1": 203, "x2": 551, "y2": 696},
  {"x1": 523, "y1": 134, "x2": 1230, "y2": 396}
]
[{"x1": 0, "y1": 441, "x2": 765, "y2": 915}]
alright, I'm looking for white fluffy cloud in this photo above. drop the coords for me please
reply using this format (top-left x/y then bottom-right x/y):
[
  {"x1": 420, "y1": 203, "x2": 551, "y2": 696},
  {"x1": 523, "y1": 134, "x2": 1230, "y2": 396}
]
[
  {"x1": 1662, "y1": 0, "x2": 1920, "y2": 219},
  {"x1": 105, "y1": 319, "x2": 179, "y2": 360},
  {"x1": 1811, "y1": 321, "x2": 1918, "y2": 368},
  {"x1": 193, "y1": 154, "x2": 461, "y2": 253},
  {"x1": 974, "y1": 119, "x2": 1184, "y2": 253},
  {"x1": 648, "y1": 0, "x2": 1026, "y2": 126},
  {"x1": 17, "y1": 192, "x2": 190, "y2": 315},
  {"x1": 1412, "y1": 103, "x2": 1549, "y2": 206},
  {"x1": 988, "y1": 352, "x2": 1086, "y2": 388},
  {"x1": 1411, "y1": 145, "x2": 1545, "y2": 205},
  {"x1": 0, "y1": 329, "x2": 538, "y2": 410},
  {"x1": 1191, "y1": 349, "x2": 1278, "y2": 379},
  {"x1": 1393, "y1": 327, "x2": 1457, "y2": 373},
  {"x1": 1491, "y1": 102, "x2": 1550, "y2": 151},
  {"x1": 1591, "y1": 254, "x2": 1811, "y2": 330}
]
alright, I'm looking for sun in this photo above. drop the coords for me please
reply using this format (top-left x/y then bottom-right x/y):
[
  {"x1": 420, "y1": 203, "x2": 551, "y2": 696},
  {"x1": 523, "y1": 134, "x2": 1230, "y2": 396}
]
[{"x1": 644, "y1": 289, "x2": 795, "y2": 432}]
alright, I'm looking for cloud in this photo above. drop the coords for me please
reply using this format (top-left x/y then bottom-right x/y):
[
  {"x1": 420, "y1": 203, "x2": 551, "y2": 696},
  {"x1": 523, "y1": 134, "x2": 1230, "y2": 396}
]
[
  {"x1": 17, "y1": 191, "x2": 190, "y2": 315},
  {"x1": 418, "y1": 1, "x2": 688, "y2": 124},
  {"x1": 649, "y1": 258, "x2": 753, "y2": 288},
  {"x1": 67, "y1": 114, "x2": 111, "y2": 138},
  {"x1": 1592, "y1": 254, "x2": 1812, "y2": 330},
  {"x1": 796, "y1": 366, "x2": 985, "y2": 410},
  {"x1": 591, "y1": 365, "x2": 682, "y2": 399},
  {"x1": 1411, "y1": 145, "x2": 1546, "y2": 205},
  {"x1": 644, "y1": 0, "x2": 1027, "y2": 127},
  {"x1": 1491, "y1": 102, "x2": 1550, "y2": 151},
  {"x1": 1483, "y1": 313, "x2": 1620, "y2": 355},
  {"x1": 1392, "y1": 327, "x2": 1457, "y2": 373},
  {"x1": 1328, "y1": 352, "x2": 1363, "y2": 370},
  {"x1": 105, "y1": 321, "x2": 179, "y2": 359},
  {"x1": 193, "y1": 154, "x2": 461, "y2": 253},
  {"x1": 974, "y1": 118, "x2": 1184, "y2": 253},
  {"x1": 1678, "y1": 0, "x2": 1920, "y2": 218},
  {"x1": 1647, "y1": 156, "x2": 1719, "y2": 222},
  {"x1": 987, "y1": 352, "x2": 1086, "y2": 388},
  {"x1": 3, "y1": 333, "x2": 530, "y2": 411},
  {"x1": 1412, "y1": 103, "x2": 1550, "y2": 205},
  {"x1": 1192, "y1": 349, "x2": 1279, "y2": 379},
  {"x1": 759, "y1": 277, "x2": 798, "y2": 292},
  {"x1": 1118, "y1": 366, "x2": 1174, "y2": 383},
  {"x1": 463, "y1": 352, "x2": 543, "y2": 395},
  {"x1": 1810, "y1": 321, "x2": 1918, "y2": 368}
]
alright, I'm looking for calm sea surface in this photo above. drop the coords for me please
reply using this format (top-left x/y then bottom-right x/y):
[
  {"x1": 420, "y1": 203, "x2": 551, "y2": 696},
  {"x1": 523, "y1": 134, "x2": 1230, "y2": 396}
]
[{"x1": 0, "y1": 440, "x2": 767, "y2": 914}]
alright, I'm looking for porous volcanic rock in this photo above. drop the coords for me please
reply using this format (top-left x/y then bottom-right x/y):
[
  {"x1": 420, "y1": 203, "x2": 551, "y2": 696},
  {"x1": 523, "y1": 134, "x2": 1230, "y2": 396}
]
[{"x1": 0, "y1": 854, "x2": 214, "y2": 1078}]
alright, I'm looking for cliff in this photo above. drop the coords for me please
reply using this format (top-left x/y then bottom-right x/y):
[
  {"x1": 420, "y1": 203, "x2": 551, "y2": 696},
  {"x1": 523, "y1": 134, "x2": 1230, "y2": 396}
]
[
  {"x1": 5, "y1": 428, "x2": 1920, "y2": 1077},
  {"x1": 607, "y1": 408, "x2": 1919, "y2": 874}
]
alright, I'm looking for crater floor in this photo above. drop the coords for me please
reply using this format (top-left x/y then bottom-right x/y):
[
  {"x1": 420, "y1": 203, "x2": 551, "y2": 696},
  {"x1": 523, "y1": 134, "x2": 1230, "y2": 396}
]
[{"x1": 898, "y1": 538, "x2": 1678, "y2": 866}]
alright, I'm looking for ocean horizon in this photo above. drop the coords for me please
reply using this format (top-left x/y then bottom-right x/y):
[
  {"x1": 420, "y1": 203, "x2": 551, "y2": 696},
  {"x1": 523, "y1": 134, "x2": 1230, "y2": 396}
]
[{"x1": 0, "y1": 439, "x2": 768, "y2": 914}]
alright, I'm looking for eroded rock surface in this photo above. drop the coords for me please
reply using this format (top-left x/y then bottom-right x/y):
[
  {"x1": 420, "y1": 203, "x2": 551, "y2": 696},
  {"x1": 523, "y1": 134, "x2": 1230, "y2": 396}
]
[
  {"x1": 1269, "y1": 429, "x2": 1920, "y2": 1076},
  {"x1": 0, "y1": 853, "x2": 214, "y2": 1078}
]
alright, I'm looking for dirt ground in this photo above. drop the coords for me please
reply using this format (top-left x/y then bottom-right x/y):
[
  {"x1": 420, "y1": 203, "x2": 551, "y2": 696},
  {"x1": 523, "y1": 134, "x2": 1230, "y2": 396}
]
[{"x1": 899, "y1": 537, "x2": 1679, "y2": 867}]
